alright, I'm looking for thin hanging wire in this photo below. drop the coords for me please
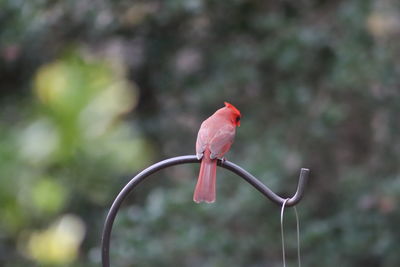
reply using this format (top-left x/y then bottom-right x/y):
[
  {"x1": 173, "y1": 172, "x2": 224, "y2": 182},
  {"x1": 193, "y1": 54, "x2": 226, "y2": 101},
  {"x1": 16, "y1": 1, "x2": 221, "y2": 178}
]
[
  {"x1": 280, "y1": 198, "x2": 301, "y2": 267},
  {"x1": 280, "y1": 199, "x2": 289, "y2": 267},
  {"x1": 294, "y1": 206, "x2": 301, "y2": 267}
]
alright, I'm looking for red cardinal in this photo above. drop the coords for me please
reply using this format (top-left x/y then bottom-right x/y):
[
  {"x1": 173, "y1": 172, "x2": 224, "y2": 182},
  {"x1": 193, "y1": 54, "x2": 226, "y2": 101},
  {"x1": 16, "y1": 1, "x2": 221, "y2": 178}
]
[{"x1": 193, "y1": 102, "x2": 241, "y2": 203}]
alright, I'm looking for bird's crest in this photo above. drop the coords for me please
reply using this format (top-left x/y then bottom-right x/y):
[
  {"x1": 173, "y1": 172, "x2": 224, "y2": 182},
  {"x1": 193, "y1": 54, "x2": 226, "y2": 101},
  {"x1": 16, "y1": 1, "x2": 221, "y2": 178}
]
[{"x1": 224, "y1": 102, "x2": 241, "y2": 117}]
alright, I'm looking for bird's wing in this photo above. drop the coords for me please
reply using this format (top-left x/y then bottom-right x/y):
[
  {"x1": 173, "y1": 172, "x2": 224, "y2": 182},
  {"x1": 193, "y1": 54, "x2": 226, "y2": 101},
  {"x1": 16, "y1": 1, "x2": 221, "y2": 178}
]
[
  {"x1": 209, "y1": 124, "x2": 236, "y2": 159},
  {"x1": 196, "y1": 122, "x2": 209, "y2": 160}
]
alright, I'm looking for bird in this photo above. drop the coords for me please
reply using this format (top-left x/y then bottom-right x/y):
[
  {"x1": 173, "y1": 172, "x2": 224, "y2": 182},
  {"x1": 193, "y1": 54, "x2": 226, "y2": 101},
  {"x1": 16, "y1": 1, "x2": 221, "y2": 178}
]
[{"x1": 193, "y1": 102, "x2": 241, "y2": 203}]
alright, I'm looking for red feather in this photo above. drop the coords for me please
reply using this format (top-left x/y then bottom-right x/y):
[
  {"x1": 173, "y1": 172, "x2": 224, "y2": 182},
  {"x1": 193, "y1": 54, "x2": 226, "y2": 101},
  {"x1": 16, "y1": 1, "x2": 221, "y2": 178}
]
[{"x1": 193, "y1": 149, "x2": 217, "y2": 203}]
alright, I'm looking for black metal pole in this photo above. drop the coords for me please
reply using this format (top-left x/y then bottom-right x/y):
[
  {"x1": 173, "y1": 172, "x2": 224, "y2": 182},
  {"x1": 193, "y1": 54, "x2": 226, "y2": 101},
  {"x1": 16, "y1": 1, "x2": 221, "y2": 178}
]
[{"x1": 101, "y1": 155, "x2": 309, "y2": 267}]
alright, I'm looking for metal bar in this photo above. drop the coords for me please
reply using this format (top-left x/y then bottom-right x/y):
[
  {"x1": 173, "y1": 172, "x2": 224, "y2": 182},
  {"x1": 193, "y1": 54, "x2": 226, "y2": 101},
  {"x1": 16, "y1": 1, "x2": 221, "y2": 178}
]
[
  {"x1": 220, "y1": 161, "x2": 309, "y2": 206},
  {"x1": 101, "y1": 155, "x2": 309, "y2": 267}
]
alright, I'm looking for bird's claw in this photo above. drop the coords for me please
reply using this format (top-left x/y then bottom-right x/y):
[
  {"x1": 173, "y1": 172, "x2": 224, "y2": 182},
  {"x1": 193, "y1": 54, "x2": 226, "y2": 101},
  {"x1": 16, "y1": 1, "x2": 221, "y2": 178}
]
[{"x1": 219, "y1": 157, "x2": 226, "y2": 164}]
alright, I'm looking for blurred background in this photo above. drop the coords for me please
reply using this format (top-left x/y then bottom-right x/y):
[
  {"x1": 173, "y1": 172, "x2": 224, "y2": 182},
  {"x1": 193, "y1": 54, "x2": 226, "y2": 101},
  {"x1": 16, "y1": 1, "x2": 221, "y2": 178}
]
[{"x1": 1, "y1": 0, "x2": 400, "y2": 266}]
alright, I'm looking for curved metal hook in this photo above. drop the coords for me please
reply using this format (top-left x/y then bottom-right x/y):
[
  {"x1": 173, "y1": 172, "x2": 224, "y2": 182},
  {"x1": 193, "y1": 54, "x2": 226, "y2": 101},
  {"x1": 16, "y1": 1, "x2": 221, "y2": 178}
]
[{"x1": 101, "y1": 155, "x2": 309, "y2": 267}]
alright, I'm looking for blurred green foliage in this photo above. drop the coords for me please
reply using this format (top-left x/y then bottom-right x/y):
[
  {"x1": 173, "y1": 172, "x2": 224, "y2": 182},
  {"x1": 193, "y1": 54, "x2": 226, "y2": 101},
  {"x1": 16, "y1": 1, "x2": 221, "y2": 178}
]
[{"x1": 1, "y1": 0, "x2": 400, "y2": 266}]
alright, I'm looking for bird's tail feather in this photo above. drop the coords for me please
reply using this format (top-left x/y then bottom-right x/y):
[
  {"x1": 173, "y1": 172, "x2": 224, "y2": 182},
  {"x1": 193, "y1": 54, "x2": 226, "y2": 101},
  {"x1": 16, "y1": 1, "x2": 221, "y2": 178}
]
[{"x1": 193, "y1": 150, "x2": 217, "y2": 203}]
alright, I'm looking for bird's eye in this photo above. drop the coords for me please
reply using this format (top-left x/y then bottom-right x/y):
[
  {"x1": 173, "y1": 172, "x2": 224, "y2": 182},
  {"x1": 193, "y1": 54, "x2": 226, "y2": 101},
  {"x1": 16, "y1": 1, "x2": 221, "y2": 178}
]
[{"x1": 236, "y1": 116, "x2": 241, "y2": 122}]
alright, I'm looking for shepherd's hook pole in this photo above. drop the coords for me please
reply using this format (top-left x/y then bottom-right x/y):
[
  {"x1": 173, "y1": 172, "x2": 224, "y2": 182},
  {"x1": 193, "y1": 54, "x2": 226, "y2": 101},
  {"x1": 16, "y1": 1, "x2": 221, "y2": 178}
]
[{"x1": 101, "y1": 155, "x2": 310, "y2": 267}]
